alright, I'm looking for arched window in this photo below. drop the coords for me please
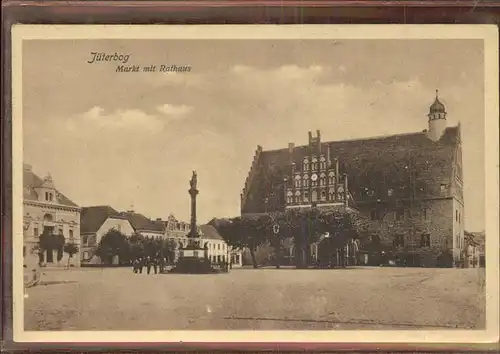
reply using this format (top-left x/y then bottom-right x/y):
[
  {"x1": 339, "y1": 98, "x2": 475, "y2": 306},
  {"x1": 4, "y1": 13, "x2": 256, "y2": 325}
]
[
  {"x1": 303, "y1": 191, "x2": 309, "y2": 202},
  {"x1": 43, "y1": 213, "x2": 53, "y2": 222},
  {"x1": 294, "y1": 175, "x2": 301, "y2": 188},
  {"x1": 303, "y1": 174, "x2": 309, "y2": 187},
  {"x1": 311, "y1": 157, "x2": 318, "y2": 170},
  {"x1": 320, "y1": 190, "x2": 326, "y2": 201},
  {"x1": 328, "y1": 188, "x2": 335, "y2": 201},
  {"x1": 311, "y1": 190, "x2": 318, "y2": 202},
  {"x1": 294, "y1": 190, "x2": 301, "y2": 203},
  {"x1": 286, "y1": 190, "x2": 293, "y2": 204},
  {"x1": 328, "y1": 171, "x2": 335, "y2": 185},
  {"x1": 320, "y1": 173, "x2": 326, "y2": 186},
  {"x1": 337, "y1": 186, "x2": 345, "y2": 200},
  {"x1": 303, "y1": 158, "x2": 309, "y2": 171},
  {"x1": 319, "y1": 156, "x2": 326, "y2": 170}
]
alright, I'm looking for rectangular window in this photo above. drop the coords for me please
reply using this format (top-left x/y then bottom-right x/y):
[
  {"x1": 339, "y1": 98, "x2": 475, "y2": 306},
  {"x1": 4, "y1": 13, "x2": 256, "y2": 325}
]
[
  {"x1": 370, "y1": 210, "x2": 380, "y2": 221},
  {"x1": 33, "y1": 228, "x2": 39, "y2": 237},
  {"x1": 58, "y1": 228, "x2": 63, "y2": 235},
  {"x1": 218, "y1": 244, "x2": 221, "y2": 250},
  {"x1": 420, "y1": 233, "x2": 431, "y2": 248},
  {"x1": 394, "y1": 234, "x2": 404, "y2": 247},
  {"x1": 422, "y1": 208, "x2": 431, "y2": 221},
  {"x1": 69, "y1": 230, "x2": 74, "y2": 239},
  {"x1": 456, "y1": 210, "x2": 458, "y2": 222},
  {"x1": 440, "y1": 184, "x2": 447, "y2": 193}
]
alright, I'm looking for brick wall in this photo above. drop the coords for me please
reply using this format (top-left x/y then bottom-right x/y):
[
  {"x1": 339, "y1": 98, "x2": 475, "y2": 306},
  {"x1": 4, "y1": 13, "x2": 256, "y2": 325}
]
[{"x1": 359, "y1": 198, "x2": 454, "y2": 266}]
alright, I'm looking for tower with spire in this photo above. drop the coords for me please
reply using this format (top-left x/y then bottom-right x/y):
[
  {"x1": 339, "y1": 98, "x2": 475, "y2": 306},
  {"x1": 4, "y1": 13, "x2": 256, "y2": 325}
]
[{"x1": 427, "y1": 89, "x2": 447, "y2": 142}]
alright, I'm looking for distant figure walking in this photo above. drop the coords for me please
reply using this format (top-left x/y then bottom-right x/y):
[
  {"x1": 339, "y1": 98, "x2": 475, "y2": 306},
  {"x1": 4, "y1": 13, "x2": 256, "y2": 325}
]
[
  {"x1": 153, "y1": 258, "x2": 158, "y2": 274},
  {"x1": 138, "y1": 257, "x2": 144, "y2": 274},
  {"x1": 146, "y1": 256, "x2": 152, "y2": 275}
]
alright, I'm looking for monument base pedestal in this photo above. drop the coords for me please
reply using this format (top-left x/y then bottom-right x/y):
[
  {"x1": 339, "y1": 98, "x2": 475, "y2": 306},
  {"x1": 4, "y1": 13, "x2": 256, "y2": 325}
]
[{"x1": 169, "y1": 255, "x2": 224, "y2": 274}]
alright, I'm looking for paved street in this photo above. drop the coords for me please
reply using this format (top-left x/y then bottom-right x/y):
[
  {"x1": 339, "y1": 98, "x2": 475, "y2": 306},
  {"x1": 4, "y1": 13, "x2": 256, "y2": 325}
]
[{"x1": 24, "y1": 267, "x2": 485, "y2": 331}]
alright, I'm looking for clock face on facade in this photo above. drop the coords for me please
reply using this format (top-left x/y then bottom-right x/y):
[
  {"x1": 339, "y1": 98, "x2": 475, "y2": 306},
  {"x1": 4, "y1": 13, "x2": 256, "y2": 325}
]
[{"x1": 311, "y1": 174, "x2": 318, "y2": 181}]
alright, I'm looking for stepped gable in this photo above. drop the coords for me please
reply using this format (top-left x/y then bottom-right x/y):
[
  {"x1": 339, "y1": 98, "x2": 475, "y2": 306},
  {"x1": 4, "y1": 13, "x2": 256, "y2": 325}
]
[
  {"x1": 242, "y1": 127, "x2": 459, "y2": 213},
  {"x1": 23, "y1": 164, "x2": 79, "y2": 207},
  {"x1": 81, "y1": 206, "x2": 123, "y2": 234},
  {"x1": 120, "y1": 211, "x2": 165, "y2": 232}
]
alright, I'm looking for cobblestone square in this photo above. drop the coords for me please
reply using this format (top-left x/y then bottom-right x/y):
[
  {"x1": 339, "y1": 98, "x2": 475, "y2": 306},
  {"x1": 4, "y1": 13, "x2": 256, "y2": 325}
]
[{"x1": 24, "y1": 267, "x2": 485, "y2": 331}]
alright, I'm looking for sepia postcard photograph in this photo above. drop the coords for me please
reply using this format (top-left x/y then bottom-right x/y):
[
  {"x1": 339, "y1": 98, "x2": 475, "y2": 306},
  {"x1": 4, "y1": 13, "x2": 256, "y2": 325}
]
[{"x1": 11, "y1": 24, "x2": 499, "y2": 344}]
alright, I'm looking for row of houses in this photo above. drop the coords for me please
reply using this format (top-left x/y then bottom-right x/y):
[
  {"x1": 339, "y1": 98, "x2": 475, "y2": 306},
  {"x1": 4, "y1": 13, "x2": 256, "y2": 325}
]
[{"x1": 22, "y1": 163, "x2": 242, "y2": 269}]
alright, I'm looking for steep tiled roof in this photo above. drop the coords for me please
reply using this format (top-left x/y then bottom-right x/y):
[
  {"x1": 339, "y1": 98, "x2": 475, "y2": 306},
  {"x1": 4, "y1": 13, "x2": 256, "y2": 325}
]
[
  {"x1": 242, "y1": 127, "x2": 459, "y2": 214},
  {"x1": 81, "y1": 205, "x2": 124, "y2": 234},
  {"x1": 199, "y1": 224, "x2": 224, "y2": 241},
  {"x1": 119, "y1": 211, "x2": 165, "y2": 233},
  {"x1": 23, "y1": 165, "x2": 79, "y2": 207}
]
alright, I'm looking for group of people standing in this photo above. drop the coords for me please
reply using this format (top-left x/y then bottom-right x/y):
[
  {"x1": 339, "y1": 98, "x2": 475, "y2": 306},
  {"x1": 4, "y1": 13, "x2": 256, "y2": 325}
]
[{"x1": 132, "y1": 256, "x2": 166, "y2": 275}]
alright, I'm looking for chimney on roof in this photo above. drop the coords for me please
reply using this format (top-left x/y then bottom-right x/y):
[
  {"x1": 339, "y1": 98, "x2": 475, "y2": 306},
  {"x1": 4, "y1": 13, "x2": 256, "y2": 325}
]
[{"x1": 23, "y1": 163, "x2": 32, "y2": 171}]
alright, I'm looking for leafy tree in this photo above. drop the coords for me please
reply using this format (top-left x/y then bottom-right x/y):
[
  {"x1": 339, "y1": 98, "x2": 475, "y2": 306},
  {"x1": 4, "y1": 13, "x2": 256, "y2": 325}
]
[
  {"x1": 95, "y1": 229, "x2": 129, "y2": 265},
  {"x1": 38, "y1": 230, "x2": 65, "y2": 264},
  {"x1": 211, "y1": 216, "x2": 269, "y2": 268},
  {"x1": 63, "y1": 243, "x2": 79, "y2": 269},
  {"x1": 211, "y1": 206, "x2": 369, "y2": 269},
  {"x1": 128, "y1": 232, "x2": 145, "y2": 260}
]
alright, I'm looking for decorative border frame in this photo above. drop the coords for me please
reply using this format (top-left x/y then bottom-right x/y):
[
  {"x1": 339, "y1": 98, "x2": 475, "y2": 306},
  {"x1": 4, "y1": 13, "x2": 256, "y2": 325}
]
[{"x1": 2, "y1": 1, "x2": 500, "y2": 352}]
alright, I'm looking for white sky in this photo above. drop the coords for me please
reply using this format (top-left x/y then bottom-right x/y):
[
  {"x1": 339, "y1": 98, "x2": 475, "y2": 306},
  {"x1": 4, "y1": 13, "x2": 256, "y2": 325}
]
[{"x1": 23, "y1": 39, "x2": 484, "y2": 231}]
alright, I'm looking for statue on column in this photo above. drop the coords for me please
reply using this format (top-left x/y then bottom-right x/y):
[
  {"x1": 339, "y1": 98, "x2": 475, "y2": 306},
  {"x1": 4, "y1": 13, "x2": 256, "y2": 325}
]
[{"x1": 190, "y1": 171, "x2": 197, "y2": 190}]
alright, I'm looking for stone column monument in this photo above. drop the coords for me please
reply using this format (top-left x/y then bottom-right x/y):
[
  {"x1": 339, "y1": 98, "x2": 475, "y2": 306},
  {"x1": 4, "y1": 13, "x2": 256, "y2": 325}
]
[
  {"x1": 180, "y1": 171, "x2": 204, "y2": 258},
  {"x1": 169, "y1": 171, "x2": 221, "y2": 274}
]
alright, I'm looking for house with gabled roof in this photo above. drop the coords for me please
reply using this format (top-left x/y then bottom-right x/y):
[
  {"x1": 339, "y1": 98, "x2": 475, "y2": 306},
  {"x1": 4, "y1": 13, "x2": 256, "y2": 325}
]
[
  {"x1": 23, "y1": 163, "x2": 81, "y2": 267},
  {"x1": 80, "y1": 205, "x2": 135, "y2": 263},
  {"x1": 241, "y1": 92, "x2": 465, "y2": 268},
  {"x1": 119, "y1": 210, "x2": 165, "y2": 239}
]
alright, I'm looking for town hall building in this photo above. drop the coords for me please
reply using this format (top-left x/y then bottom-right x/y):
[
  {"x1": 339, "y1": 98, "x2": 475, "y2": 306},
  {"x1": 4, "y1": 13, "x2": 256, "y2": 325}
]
[{"x1": 240, "y1": 92, "x2": 465, "y2": 267}]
